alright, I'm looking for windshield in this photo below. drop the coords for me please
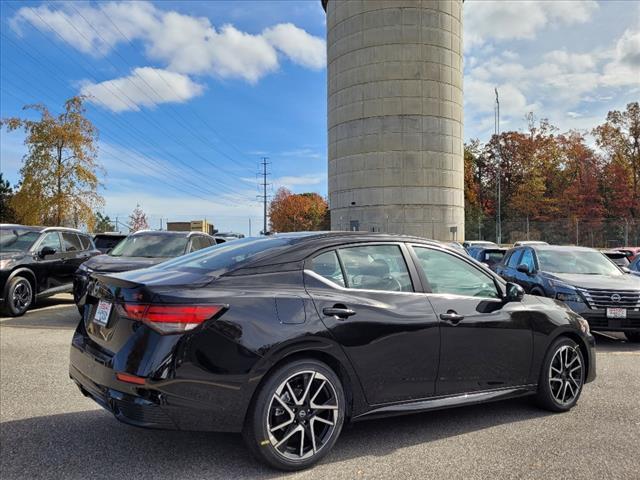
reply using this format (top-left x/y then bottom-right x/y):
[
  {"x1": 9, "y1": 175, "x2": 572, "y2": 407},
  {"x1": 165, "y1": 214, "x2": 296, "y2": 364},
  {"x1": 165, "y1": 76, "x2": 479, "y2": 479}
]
[
  {"x1": 0, "y1": 229, "x2": 40, "y2": 252},
  {"x1": 109, "y1": 234, "x2": 188, "y2": 258},
  {"x1": 537, "y1": 249, "x2": 623, "y2": 276},
  {"x1": 152, "y1": 236, "x2": 293, "y2": 274}
]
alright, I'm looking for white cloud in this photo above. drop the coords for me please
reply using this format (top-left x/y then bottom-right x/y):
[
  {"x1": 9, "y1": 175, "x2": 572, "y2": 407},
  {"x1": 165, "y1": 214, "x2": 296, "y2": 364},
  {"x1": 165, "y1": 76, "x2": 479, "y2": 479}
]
[
  {"x1": 600, "y1": 29, "x2": 640, "y2": 87},
  {"x1": 273, "y1": 174, "x2": 326, "y2": 188},
  {"x1": 263, "y1": 23, "x2": 326, "y2": 70},
  {"x1": 464, "y1": 0, "x2": 598, "y2": 51},
  {"x1": 80, "y1": 67, "x2": 205, "y2": 112},
  {"x1": 11, "y1": 1, "x2": 326, "y2": 86}
]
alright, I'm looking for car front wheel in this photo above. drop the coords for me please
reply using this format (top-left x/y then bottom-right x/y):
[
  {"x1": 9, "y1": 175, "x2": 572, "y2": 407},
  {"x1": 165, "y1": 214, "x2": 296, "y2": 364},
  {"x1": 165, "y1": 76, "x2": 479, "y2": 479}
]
[
  {"x1": 536, "y1": 337, "x2": 585, "y2": 412},
  {"x1": 243, "y1": 358, "x2": 345, "y2": 471},
  {"x1": 2, "y1": 276, "x2": 33, "y2": 317}
]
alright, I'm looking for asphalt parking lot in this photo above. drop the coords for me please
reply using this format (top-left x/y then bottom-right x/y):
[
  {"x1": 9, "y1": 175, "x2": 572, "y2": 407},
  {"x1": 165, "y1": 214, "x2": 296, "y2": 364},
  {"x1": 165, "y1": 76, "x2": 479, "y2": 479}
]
[{"x1": 1, "y1": 295, "x2": 639, "y2": 480}]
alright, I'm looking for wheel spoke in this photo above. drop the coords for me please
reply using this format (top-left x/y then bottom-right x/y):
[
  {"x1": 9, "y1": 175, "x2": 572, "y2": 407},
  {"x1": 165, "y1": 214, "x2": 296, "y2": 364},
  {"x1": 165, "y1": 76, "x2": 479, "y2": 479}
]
[
  {"x1": 313, "y1": 416, "x2": 335, "y2": 426},
  {"x1": 286, "y1": 381, "x2": 302, "y2": 406},
  {"x1": 550, "y1": 365, "x2": 562, "y2": 375},
  {"x1": 300, "y1": 372, "x2": 316, "y2": 404},
  {"x1": 275, "y1": 424, "x2": 303, "y2": 449}
]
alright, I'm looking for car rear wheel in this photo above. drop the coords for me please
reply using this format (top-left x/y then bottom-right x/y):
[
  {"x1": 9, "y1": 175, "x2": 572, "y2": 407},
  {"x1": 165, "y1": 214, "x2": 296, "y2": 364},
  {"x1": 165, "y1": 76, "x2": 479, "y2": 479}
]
[
  {"x1": 536, "y1": 337, "x2": 585, "y2": 412},
  {"x1": 624, "y1": 332, "x2": 640, "y2": 343},
  {"x1": 2, "y1": 276, "x2": 33, "y2": 317},
  {"x1": 243, "y1": 358, "x2": 345, "y2": 471}
]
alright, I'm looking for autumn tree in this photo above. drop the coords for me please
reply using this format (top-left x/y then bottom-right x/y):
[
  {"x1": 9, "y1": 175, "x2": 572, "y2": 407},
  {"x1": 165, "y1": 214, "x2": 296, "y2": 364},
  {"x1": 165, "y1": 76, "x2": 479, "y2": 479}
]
[
  {"x1": 128, "y1": 204, "x2": 149, "y2": 232},
  {"x1": 269, "y1": 187, "x2": 329, "y2": 232},
  {"x1": 593, "y1": 101, "x2": 640, "y2": 218},
  {"x1": 0, "y1": 173, "x2": 17, "y2": 223},
  {"x1": 1, "y1": 96, "x2": 103, "y2": 229}
]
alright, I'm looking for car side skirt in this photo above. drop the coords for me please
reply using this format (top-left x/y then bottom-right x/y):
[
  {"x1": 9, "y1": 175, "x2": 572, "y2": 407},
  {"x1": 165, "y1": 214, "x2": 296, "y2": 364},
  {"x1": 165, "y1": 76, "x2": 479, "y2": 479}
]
[
  {"x1": 353, "y1": 385, "x2": 538, "y2": 421},
  {"x1": 36, "y1": 283, "x2": 72, "y2": 299}
]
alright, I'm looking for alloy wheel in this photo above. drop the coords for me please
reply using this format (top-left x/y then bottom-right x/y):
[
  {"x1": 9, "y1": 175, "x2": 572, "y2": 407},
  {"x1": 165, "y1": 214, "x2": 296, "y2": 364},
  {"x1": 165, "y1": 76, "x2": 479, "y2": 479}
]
[
  {"x1": 12, "y1": 280, "x2": 32, "y2": 313},
  {"x1": 548, "y1": 345, "x2": 583, "y2": 405},
  {"x1": 266, "y1": 370, "x2": 339, "y2": 461}
]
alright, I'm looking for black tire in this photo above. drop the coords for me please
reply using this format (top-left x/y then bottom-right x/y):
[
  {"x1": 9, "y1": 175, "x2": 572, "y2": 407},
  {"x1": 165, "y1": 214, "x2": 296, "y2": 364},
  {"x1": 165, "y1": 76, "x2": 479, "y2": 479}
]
[
  {"x1": 243, "y1": 358, "x2": 345, "y2": 471},
  {"x1": 1, "y1": 276, "x2": 34, "y2": 317},
  {"x1": 624, "y1": 331, "x2": 640, "y2": 343},
  {"x1": 536, "y1": 337, "x2": 585, "y2": 412}
]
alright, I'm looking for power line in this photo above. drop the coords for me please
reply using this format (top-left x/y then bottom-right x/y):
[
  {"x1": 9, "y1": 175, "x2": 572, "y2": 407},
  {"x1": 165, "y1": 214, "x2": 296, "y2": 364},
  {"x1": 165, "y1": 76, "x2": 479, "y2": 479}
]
[
  {"x1": 22, "y1": 4, "x2": 249, "y2": 196},
  {"x1": 93, "y1": 1, "x2": 257, "y2": 171},
  {"x1": 66, "y1": 1, "x2": 254, "y2": 176},
  {"x1": 0, "y1": 7, "x2": 250, "y2": 199}
]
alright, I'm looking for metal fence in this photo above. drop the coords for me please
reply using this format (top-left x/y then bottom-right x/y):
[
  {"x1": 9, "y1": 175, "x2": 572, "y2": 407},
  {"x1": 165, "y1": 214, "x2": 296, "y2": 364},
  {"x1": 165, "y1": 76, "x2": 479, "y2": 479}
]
[{"x1": 465, "y1": 218, "x2": 638, "y2": 248}]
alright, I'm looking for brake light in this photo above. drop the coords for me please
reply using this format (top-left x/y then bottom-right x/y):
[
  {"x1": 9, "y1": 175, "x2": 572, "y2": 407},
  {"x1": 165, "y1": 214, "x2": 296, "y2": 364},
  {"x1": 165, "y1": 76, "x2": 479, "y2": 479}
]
[{"x1": 122, "y1": 304, "x2": 224, "y2": 334}]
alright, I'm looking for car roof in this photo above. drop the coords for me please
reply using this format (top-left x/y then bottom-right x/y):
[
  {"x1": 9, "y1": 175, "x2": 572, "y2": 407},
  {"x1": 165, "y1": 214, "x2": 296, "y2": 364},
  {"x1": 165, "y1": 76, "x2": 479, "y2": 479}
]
[
  {"x1": 130, "y1": 230, "x2": 212, "y2": 237},
  {"x1": 527, "y1": 245, "x2": 599, "y2": 252},
  {"x1": 228, "y1": 231, "x2": 451, "y2": 274},
  {"x1": 0, "y1": 224, "x2": 84, "y2": 234},
  {"x1": 93, "y1": 232, "x2": 127, "y2": 236}
]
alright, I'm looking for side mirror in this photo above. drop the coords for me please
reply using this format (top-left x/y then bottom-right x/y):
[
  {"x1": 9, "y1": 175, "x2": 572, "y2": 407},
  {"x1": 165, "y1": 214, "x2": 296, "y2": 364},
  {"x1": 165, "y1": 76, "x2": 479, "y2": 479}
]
[
  {"x1": 505, "y1": 282, "x2": 525, "y2": 302},
  {"x1": 516, "y1": 263, "x2": 531, "y2": 275},
  {"x1": 39, "y1": 246, "x2": 56, "y2": 258}
]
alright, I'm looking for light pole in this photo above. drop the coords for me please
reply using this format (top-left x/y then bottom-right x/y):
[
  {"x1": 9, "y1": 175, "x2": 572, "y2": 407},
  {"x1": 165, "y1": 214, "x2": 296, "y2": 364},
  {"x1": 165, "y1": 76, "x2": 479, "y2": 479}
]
[{"x1": 495, "y1": 88, "x2": 502, "y2": 245}]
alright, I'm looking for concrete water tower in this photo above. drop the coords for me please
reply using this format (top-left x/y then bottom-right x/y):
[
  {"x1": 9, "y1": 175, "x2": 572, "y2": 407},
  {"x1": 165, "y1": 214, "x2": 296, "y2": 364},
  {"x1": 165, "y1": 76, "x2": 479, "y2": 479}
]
[{"x1": 323, "y1": 0, "x2": 464, "y2": 240}]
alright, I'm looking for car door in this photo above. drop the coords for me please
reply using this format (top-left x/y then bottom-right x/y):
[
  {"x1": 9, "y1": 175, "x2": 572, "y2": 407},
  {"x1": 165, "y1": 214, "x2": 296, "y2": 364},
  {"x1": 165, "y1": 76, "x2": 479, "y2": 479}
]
[
  {"x1": 514, "y1": 248, "x2": 539, "y2": 292},
  {"x1": 500, "y1": 248, "x2": 524, "y2": 283},
  {"x1": 60, "y1": 232, "x2": 87, "y2": 284},
  {"x1": 409, "y1": 245, "x2": 533, "y2": 396},
  {"x1": 305, "y1": 243, "x2": 440, "y2": 405},
  {"x1": 32, "y1": 232, "x2": 66, "y2": 293}
]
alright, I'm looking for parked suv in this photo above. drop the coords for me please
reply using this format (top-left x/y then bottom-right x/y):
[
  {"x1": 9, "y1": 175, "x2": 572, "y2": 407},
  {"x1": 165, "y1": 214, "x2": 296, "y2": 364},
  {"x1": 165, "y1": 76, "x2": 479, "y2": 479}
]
[
  {"x1": 74, "y1": 230, "x2": 220, "y2": 310},
  {"x1": 0, "y1": 224, "x2": 100, "y2": 316},
  {"x1": 496, "y1": 245, "x2": 640, "y2": 342},
  {"x1": 92, "y1": 232, "x2": 127, "y2": 254}
]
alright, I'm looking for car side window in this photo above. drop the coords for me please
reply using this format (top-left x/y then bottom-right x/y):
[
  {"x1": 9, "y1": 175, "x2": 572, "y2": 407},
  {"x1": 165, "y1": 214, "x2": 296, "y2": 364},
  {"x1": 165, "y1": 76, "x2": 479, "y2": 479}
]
[
  {"x1": 310, "y1": 251, "x2": 345, "y2": 287},
  {"x1": 189, "y1": 236, "x2": 207, "y2": 252},
  {"x1": 413, "y1": 247, "x2": 500, "y2": 299},
  {"x1": 338, "y1": 245, "x2": 413, "y2": 292},
  {"x1": 520, "y1": 249, "x2": 536, "y2": 271},
  {"x1": 61, "y1": 232, "x2": 83, "y2": 252},
  {"x1": 507, "y1": 249, "x2": 523, "y2": 268},
  {"x1": 78, "y1": 234, "x2": 92, "y2": 250},
  {"x1": 38, "y1": 232, "x2": 62, "y2": 253}
]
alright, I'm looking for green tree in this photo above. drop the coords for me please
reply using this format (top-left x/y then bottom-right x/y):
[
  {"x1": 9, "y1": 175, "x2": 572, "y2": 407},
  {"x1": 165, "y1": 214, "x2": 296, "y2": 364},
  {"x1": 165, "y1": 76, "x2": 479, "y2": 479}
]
[
  {"x1": 94, "y1": 212, "x2": 114, "y2": 232},
  {"x1": 0, "y1": 173, "x2": 17, "y2": 223},
  {"x1": 1, "y1": 96, "x2": 103, "y2": 229}
]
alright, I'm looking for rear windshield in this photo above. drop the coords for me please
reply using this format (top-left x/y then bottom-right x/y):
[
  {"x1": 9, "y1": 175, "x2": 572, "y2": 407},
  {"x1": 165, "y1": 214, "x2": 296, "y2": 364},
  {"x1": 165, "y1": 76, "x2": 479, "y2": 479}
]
[
  {"x1": 0, "y1": 229, "x2": 40, "y2": 252},
  {"x1": 110, "y1": 234, "x2": 188, "y2": 258},
  {"x1": 152, "y1": 236, "x2": 293, "y2": 274},
  {"x1": 94, "y1": 235, "x2": 125, "y2": 250}
]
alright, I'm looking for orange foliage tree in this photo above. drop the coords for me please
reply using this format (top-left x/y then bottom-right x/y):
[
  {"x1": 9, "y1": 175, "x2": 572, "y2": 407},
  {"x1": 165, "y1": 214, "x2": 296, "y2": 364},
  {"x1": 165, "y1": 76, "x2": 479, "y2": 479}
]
[{"x1": 269, "y1": 188, "x2": 329, "y2": 232}]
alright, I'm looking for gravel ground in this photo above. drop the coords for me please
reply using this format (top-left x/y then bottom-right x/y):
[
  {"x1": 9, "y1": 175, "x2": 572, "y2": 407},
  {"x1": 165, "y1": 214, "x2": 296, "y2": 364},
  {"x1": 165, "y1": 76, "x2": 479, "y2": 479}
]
[{"x1": 1, "y1": 295, "x2": 639, "y2": 479}]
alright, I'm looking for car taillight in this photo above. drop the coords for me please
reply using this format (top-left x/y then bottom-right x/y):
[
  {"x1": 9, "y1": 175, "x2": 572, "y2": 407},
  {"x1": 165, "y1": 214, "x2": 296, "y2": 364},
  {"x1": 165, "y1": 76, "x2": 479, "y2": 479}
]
[{"x1": 122, "y1": 304, "x2": 225, "y2": 334}]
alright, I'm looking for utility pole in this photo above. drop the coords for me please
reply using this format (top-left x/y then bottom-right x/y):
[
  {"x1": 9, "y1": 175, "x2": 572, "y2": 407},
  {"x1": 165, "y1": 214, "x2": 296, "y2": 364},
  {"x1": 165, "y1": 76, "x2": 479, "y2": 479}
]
[
  {"x1": 495, "y1": 87, "x2": 502, "y2": 245},
  {"x1": 249, "y1": 218, "x2": 252, "y2": 237},
  {"x1": 258, "y1": 157, "x2": 271, "y2": 235}
]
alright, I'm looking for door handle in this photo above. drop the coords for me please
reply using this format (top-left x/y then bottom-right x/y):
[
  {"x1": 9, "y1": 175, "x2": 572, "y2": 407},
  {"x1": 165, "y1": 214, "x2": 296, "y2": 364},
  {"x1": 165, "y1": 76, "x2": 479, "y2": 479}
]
[
  {"x1": 440, "y1": 311, "x2": 464, "y2": 324},
  {"x1": 323, "y1": 306, "x2": 356, "y2": 320}
]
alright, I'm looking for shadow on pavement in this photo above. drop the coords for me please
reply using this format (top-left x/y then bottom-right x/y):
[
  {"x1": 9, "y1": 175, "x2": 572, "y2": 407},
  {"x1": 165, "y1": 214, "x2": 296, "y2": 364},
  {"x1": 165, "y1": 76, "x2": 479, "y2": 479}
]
[
  {"x1": 0, "y1": 295, "x2": 79, "y2": 329},
  {"x1": 593, "y1": 331, "x2": 640, "y2": 353},
  {"x1": 0, "y1": 397, "x2": 549, "y2": 480}
]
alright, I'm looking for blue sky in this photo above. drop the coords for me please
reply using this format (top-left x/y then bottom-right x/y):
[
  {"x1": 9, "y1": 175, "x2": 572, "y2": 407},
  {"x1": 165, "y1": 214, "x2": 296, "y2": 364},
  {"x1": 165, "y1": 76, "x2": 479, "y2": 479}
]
[{"x1": 1, "y1": 1, "x2": 639, "y2": 234}]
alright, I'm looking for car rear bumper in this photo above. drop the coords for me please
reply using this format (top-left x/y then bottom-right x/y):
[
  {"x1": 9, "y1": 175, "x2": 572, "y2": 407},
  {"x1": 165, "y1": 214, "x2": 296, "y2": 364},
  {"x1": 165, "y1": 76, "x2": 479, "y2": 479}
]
[
  {"x1": 580, "y1": 310, "x2": 640, "y2": 332},
  {"x1": 69, "y1": 332, "x2": 251, "y2": 433}
]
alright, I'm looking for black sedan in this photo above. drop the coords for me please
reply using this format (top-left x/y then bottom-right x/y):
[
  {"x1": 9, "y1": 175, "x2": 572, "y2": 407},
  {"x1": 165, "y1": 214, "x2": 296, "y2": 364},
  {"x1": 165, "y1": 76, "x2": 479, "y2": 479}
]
[{"x1": 69, "y1": 233, "x2": 595, "y2": 471}]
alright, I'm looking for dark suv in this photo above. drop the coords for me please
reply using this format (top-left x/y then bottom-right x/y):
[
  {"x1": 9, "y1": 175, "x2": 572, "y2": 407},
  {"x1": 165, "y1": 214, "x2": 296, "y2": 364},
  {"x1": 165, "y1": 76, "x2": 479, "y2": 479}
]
[
  {"x1": 73, "y1": 230, "x2": 220, "y2": 310},
  {"x1": 0, "y1": 224, "x2": 101, "y2": 316},
  {"x1": 496, "y1": 245, "x2": 640, "y2": 342}
]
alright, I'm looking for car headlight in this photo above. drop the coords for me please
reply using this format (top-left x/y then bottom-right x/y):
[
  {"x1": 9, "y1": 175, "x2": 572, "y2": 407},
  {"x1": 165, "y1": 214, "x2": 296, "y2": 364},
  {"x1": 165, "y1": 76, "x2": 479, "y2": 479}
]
[
  {"x1": 549, "y1": 279, "x2": 584, "y2": 303},
  {"x1": 577, "y1": 316, "x2": 590, "y2": 334}
]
